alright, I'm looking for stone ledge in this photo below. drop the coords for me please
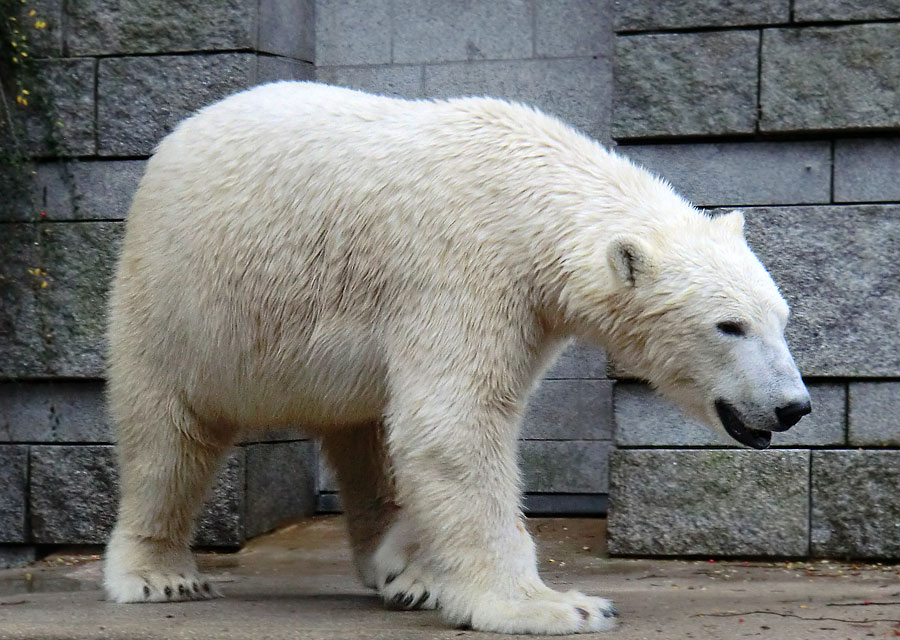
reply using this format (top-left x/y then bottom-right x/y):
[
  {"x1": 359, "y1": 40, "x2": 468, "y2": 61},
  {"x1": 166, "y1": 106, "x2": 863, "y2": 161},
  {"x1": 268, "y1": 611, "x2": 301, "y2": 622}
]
[
  {"x1": 0, "y1": 381, "x2": 112, "y2": 443},
  {"x1": 522, "y1": 380, "x2": 613, "y2": 440},
  {"x1": 848, "y1": 382, "x2": 900, "y2": 446},
  {"x1": 618, "y1": 142, "x2": 831, "y2": 207},
  {"x1": 793, "y1": 0, "x2": 900, "y2": 22},
  {"x1": 0, "y1": 447, "x2": 29, "y2": 544},
  {"x1": 520, "y1": 440, "x2": 610, "y2": 494},
  {"x1": 834, "y1": 138, "x2": 900, "y2": 203},
  {"x1": 608, "y1": 449, "x2": 810, "y2": 556}
]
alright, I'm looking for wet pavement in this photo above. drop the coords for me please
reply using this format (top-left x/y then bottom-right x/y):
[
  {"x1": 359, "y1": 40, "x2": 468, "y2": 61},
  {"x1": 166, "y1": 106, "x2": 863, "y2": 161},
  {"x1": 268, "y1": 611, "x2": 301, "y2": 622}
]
[{"x1": 0, "y1": 517, "x2": 898, "y2": 639}]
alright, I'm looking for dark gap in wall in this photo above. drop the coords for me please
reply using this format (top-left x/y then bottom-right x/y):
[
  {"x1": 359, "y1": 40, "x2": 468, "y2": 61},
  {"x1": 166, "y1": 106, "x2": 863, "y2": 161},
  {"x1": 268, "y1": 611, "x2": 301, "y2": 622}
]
[
  {"x1": 32, "y1": 48, "x2": 258, "y2": 62},
  {"x1": 616, "y1": 16, "x2": 900, "y2": 37},
  {"x1": 789, "y1": 0, "x2": 796, "y2": 23},
  {"x1": 755, "y1": 29, "x2": 764, "y2": 134},
  {"x1": 843, "y1": 382, "x2": 851, "y2": 445},
  {"x1": 829, "y1": 140, "x2": 836, "y2": 203}
]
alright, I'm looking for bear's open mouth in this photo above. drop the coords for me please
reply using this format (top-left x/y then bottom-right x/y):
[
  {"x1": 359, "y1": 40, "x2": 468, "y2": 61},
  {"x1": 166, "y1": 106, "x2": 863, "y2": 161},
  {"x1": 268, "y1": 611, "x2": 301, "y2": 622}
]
[{"x1": 715, "y1": 400, "x2": 771, "y2": 450}]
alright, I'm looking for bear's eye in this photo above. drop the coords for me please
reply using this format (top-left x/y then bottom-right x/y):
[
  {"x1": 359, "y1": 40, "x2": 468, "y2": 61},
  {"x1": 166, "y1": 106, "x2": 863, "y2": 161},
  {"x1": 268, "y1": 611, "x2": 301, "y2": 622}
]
[{"x1": 716, "y1": 321, "x2": 746, "y2": 337}]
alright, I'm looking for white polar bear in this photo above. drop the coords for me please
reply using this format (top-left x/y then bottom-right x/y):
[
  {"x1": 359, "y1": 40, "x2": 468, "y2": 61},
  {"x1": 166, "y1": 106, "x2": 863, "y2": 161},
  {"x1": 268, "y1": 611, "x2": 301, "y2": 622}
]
[{"x1": 103, "y1": 82, "x2": 810, "y2": 634}]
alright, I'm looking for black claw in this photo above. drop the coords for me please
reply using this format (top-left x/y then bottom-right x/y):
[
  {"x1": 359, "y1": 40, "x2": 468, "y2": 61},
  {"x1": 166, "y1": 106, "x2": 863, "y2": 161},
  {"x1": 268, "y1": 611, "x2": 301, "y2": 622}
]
[
  {"x1": 602, "y1": 610, "x2": 612, "y2": 618},
  {"x1": 609, "y1": 606, "x2": 620, "y2": 617},
  {"x1": 384, "y1": 573, "x2": 398, "y2": 585},
  {"x1": 575, "y1": 607, "x2": 589, "y2": 620},
  {"x1": 192, "y1": 582, "x2": 200, "y2": 593},
  {"x1": 202, "y1": 582, "x2": 211, "y2": 593},
  {"x1": 178, "y1": 584, "x2": 186, "y2": 596},
  {"x1": 390, "y1": 592, "x2": 406, "y2": 607},
  {"x1": 403, "y1": 593, "x2": 415, "y2": 608},
  {"x1": 411, "y1": 591, "x2": 430, "y2": 609},
  {"x1": 164, "y1": 586, "x2": 172, "y2": 598},
  {"x1": 143, "y1": 585, "x2": 151, "y2": 599}
]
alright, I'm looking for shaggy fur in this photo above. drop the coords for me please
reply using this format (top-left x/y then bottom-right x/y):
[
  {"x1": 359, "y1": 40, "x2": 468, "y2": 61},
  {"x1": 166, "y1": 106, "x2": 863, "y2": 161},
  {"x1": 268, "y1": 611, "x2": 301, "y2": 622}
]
[{"x1": 104, "y1": 82, "x2": 806, "y2": 635}]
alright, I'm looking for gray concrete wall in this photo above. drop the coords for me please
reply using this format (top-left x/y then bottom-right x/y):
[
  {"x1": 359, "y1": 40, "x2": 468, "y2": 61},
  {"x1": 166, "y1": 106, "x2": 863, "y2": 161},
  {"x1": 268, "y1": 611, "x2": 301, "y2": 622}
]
[{"x1": 1, "y1": 1, "x2": 898, "y2": 560}]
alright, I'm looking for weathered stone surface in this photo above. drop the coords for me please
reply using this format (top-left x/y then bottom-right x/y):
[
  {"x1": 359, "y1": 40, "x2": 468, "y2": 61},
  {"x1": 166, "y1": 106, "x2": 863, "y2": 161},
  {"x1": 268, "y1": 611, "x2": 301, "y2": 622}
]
[
  {"x1": 245, "y1": 441, "x2": 316, "y2": 538},
  {"x1": 30, "y1": 445, "x2": 118, "y2": 544},
  {"x1": 11, "y1": 0, "x2": 63, "y2": 57},
  {"x1": 619, "y1": 142, "x2": 831, "y2": 206},
  {"x1": 761, "y1": 24, "x2": 900, "y2": 133},
  {"x1": 0, "y1": 160, "x2": 145, "y2": 222},
  {"x1": 392, "y1": 0, "x2": 532, "y2": 63},
  {"x1": 812, "y1": 450, "x2": 900, "y2": 558},
  {"x1": 317, "y1": 64, "x2": 424, "y2": 99},
  {"x1": 521, "y1": 380, "x2": 613, "y2": 440},
  {"x1": 256, "y1": 56, "x2": 315, "y2": 84},
  {"x1": 30, "y1": 445, "x2": 246, "y2": 546},
  {"x1": 834, "y1": 138, "x2": 900, "y2": 203},
  {"x1": 315, "y1": 0, "x2": 391, "y2": 65},
  {"x1": 614, "y1": 0, "x2": 788, "y2": 31},
  {"x1": 794, "y1": 0, "x2": 900, "y2": 21},
  {"x1": 615, "y1": 382, "x2": 846, "y2": 447},
  {"x1": 259, "y1": 0, "x2": 315, "y2": 61},
  {"x1": 609, "y1": 450, "x2": 810, "y2": 556},
  {"x1": 536, "y1": 0, "x2": 612, "y2": 57},
  {"x1": 97, "y1": 54, "x2": 255, "y2": 156},
  {"x1": 425, "y1": 57, "x2": 611, "y2": 141},
  {"x1": 195, "y1": 451, "x2": 245, "y2": 547},
  {"x1": 544, "y1": 340, "x2": 607, "y2": 380},
  {"x1": 0, "y1": 225, "x2": 43, "y2": 377},
  {"x1": 0, "y1": 381, "x2": 112, "y2": 443},
  {"x1": 849, "y1": 382, "x2": 900, "y2": 446},
  {"x1": 0, "y1": 447, "x2": 28, "y2": 543},
  {"x1": 5, "y1": 59, "x2": 96, "y2": 157},
  {"x1": 38, "y1": 222, "x2": 123, "y2": 377},
  {"x1": 520, "y1": 441, "x2": 609, "y2": 493},
  {"x1": 65, "y1": 0, "x2": 255, "y2": 55},
  {"x1": 613, "y1": 31, "x2": 759, "y2": 139},
  {"x1": 1, "y1": 222, "x2": 122, "y2": 378},
  {"x1": 742, "y1": 206, "x2": 900, "y2": 377}
]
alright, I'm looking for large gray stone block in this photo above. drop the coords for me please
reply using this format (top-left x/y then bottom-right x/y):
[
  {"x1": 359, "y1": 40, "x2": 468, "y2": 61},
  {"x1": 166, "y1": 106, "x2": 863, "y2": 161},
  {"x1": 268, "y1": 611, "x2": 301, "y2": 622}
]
[
  {"x1": 760, "y1": 24, "x2": 900, "y2": 133},
  {"x1": 742, "y1": 206, "x2": 900, "y2": 377},
  {"x1": 608, "y1": 449, "x2": 810, "y2": 556},
  {"x1": 314, "y1": 0, "x2": 391, "y2": 65},
  {"x1": 614, "y1": 0, "x2": 788, "y2": 31},
  {"x1": 0, "y1": 160, "x2": 145, "y2": 222},
  {"x1": 613, "y1": 31, "x2": 759, "y2": 139},
  {"x1": 392, "y1": 0, "x2": 532, "y2": 64},
  {"x1": 618, "y1": 142, "x2": 831, "y2": 207},
  {"x1": 535, "y1": 0, "x2": 613, "y2": 57},
  {"x1": 7, "y1": 59, "x2": 96, "y2": 156},
  {"x1": 29, "y1": 445, "x2": 246, "y2": 546},
  {"x1": 0, "y1": 446, "x2": 28, "y2": 543},
  {"x1": 812, "y1": 450, "x2": 900, "y2": 558},
  {"x1": 65, "y1": 0, "x2": 255, "y2": 55},
  {"x1": 520, "y1": 440, "x2": 609, "y2": 493},
  {"x1": 259, "y1": 0, "x2": 315, "y2": 61},
  {"x1": 794, "y1": 0, "x2": 900, "y2": 21},
  {"x1": 97, "y1": 54, "x2": 256, "y2": 156},
  {"x1": 256, "y1": 56, "x2": 315, "y2": 84},
  {"x1": 521, "y1": 380, "x2": 613, "y2": 440},
  {"x1": 425, "y1": 57, "x2": 611, "y2": 142},
  {"x1": 849, "y1": 382, "x2": 900, "y2": 446},
  {"x1": 615, "y1": 382, "x2": 845, "y2": 447},
  {"x1": 0, "y1": 381, "x2": 112, "y2": 443},
  {"x1": 245, "y1": 441, "x2": 316, "y2": 538},
  {"x1": 544, "y1": 340, "x2": 607, "y2": 380},
  {"x1": 834, "y1": 138, "x2": 900, "y2": 203},
  {"x1": 317, "y1": 64, "x2": 424, "y2": 99},
  {"x1": 0, "y1": 222, "x2": 123, "y2": 378}
]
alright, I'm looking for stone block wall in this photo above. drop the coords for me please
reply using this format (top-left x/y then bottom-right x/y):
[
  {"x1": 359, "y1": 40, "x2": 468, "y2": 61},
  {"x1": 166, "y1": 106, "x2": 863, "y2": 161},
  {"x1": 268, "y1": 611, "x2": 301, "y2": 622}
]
[
  {"x1": 0, "y1": 0, "x2": 317, "y2": 564},
  {"x1": 1, "y1": 0, "x2": 898, "y2": 561},
  {"x1": 608, "y1": 0, "x2": 900, "y2": 559}
]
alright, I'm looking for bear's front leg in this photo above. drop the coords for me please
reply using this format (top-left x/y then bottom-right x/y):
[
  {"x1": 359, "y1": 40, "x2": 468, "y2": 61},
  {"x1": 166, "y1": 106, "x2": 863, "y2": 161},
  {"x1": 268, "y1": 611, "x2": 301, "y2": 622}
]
[{"x1": 383, "y1": 386, "x2": 618, "y2": 635}]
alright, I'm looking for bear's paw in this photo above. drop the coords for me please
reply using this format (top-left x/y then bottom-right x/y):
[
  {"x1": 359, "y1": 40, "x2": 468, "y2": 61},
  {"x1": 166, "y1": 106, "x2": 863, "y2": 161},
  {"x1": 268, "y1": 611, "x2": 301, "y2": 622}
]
[
  {"x1": 467, "y1": 591, "x2": 618, "y2": 634},
  {"x1": 104, "y1": 569, "x2": 222, "y2": 603}
]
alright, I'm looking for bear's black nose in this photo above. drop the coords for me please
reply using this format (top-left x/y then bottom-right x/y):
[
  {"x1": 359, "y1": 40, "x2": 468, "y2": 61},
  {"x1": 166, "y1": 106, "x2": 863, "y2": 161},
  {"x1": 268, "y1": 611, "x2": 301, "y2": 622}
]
[{"x1": 775, "y1": 400, "x2": 812, "y2": 430}]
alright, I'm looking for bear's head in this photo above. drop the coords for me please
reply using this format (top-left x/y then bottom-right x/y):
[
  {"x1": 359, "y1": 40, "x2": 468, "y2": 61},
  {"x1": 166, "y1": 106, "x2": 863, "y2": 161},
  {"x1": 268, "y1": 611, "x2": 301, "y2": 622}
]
[{"x1": 603, "y1": 209, "x2": 810, "y2": 449}]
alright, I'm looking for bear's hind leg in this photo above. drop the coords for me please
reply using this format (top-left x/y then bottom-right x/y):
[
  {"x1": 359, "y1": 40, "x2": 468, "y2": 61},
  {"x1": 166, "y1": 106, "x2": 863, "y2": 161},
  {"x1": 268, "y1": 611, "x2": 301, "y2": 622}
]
[
  {"x1": 104, "y1": 391, "x2": 236, "y2": 603},
  {"x1": 320, "y1": 421, "x2": 439, "y2": 610}
]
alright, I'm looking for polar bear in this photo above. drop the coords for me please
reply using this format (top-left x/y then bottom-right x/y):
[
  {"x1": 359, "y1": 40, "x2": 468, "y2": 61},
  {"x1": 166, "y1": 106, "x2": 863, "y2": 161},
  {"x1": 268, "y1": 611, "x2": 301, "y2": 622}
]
[{"x1": 103, "y1": 82, "x2": 810, "y2": 634}]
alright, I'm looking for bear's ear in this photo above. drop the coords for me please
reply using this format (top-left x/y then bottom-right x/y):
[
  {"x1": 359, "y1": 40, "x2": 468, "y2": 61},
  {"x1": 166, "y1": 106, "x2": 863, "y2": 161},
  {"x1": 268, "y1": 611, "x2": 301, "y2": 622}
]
[
  {"x1": 718, "y1": 209, "x2": 745, "y2": 236},
  {"x1": 606, "y1": 234, "x2": 654, "y2": 288}
]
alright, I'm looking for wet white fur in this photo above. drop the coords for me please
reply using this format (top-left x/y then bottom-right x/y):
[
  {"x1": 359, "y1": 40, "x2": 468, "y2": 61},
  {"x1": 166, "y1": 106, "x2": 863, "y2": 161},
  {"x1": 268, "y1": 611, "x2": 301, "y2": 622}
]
[{"x1": 104, "y1": 82, "x2": 804, "y2": 634}]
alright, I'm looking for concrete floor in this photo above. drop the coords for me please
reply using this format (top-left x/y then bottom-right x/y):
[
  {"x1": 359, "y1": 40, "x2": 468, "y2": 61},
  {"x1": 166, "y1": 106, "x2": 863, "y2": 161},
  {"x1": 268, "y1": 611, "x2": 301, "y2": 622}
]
[{"x1": 0, "y1": 516, "x2": 898, "y2": 639}]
